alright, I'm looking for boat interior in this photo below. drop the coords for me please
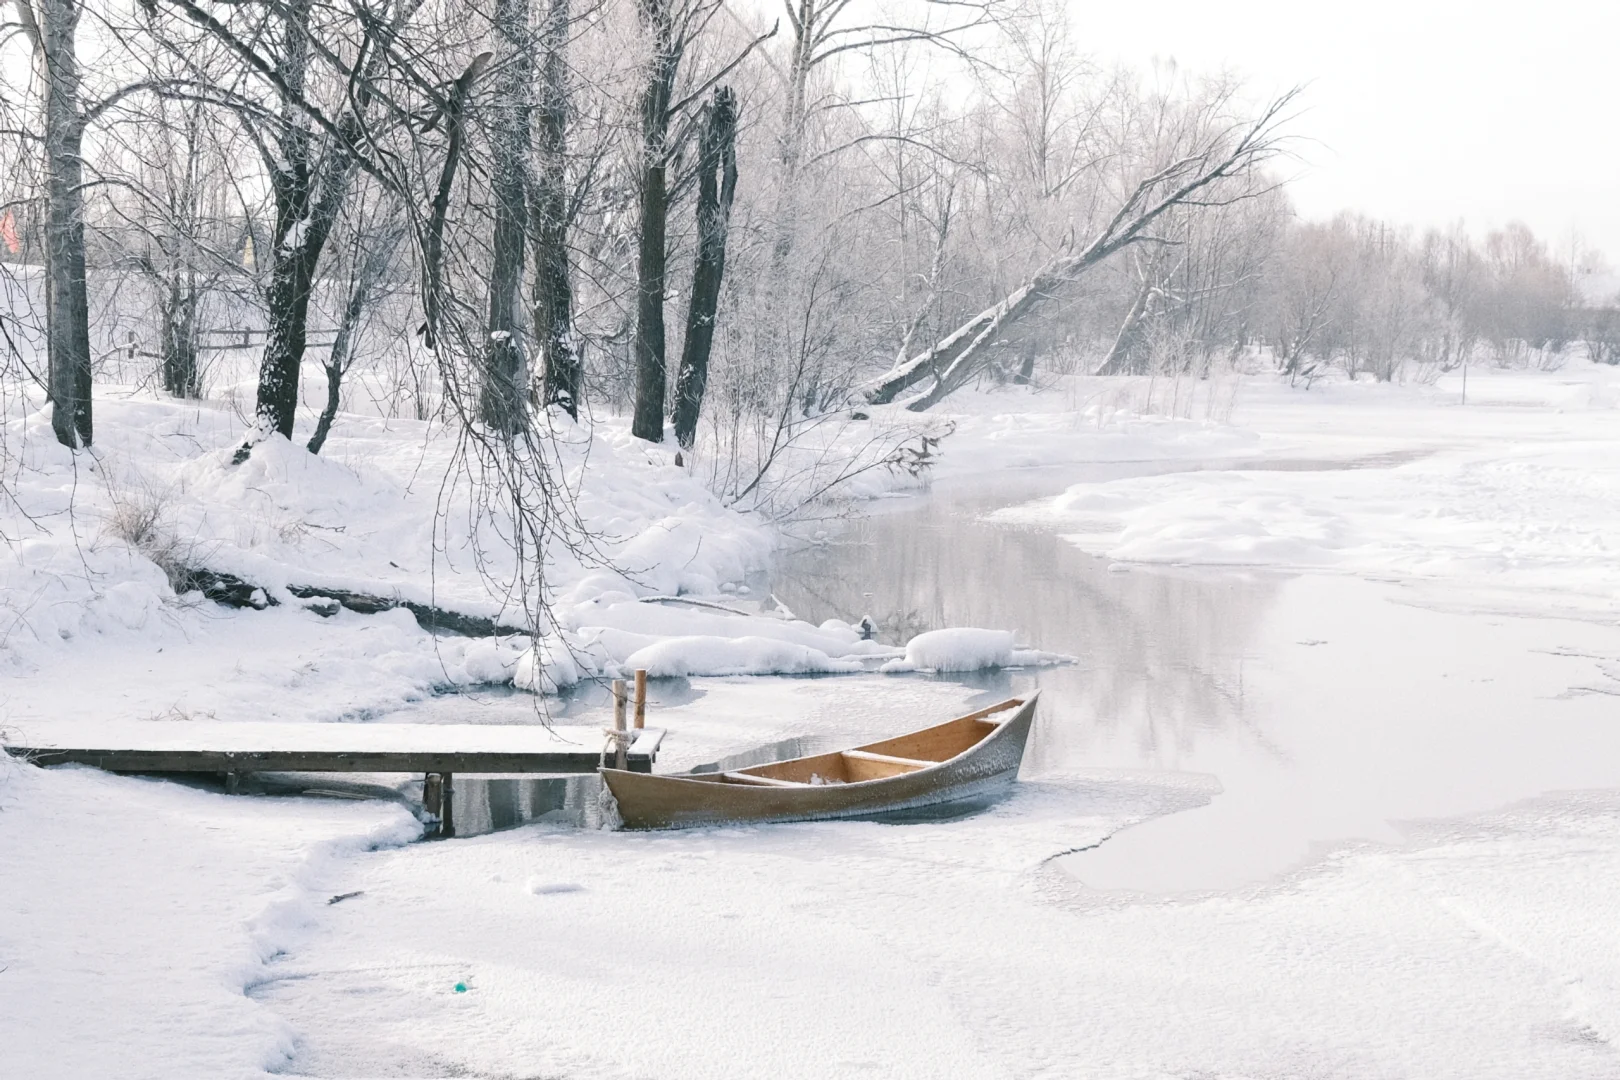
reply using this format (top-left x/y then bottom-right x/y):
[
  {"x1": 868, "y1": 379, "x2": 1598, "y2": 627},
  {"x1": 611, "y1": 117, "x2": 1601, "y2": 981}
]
[{"x1": 681, "y1": 698, "x2": 1024, "y2": 787}]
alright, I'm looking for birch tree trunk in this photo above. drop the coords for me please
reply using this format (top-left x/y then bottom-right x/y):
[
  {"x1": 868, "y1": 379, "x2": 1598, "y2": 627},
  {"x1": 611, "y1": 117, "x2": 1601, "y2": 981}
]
[
  {"x1": 773, "y1": 0, "x2": 813, "y2": 266},
  {"x1": 672, "y1": 87, "x2": 738, "y2": 450},
  {"x1": 39, "y1": 0, "x2": 93, "y2": 448}
]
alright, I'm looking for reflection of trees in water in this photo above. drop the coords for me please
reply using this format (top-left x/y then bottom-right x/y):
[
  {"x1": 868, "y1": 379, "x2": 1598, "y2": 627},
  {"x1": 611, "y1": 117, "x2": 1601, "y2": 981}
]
[{"x1": 773, "y1": 490, "x2": 1282, "y2": 770}]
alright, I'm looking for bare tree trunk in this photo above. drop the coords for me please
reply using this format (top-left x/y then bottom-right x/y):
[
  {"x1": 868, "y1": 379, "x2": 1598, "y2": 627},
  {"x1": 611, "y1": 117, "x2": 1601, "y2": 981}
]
[
  {"x1": 1095, "y1": 268, "x2": 1158, "y2": 376},
  {"x1": 479, "y1": 0, "x2": 533, "y2": 435},
  {"x1": 306, "y1": 349, "x2": 346, "y2": 456},
  {"x1": 421, "y1": 55, "x2": 487, "y2": 348},
  {"x1": 672, "y1": 87, "x2": 738, "y2": 450},
  {"x1": 307, "y1": 239, "x2": 388, "y2": 454},
  {"x1": 773, "y1": 0, "x2": 813, "y2": 266},
  {"x1": 867, "y1": 270, "x2": 1057, "y2": 409},
  {"x1": 250, "y1": 0, "x2": 354, "y2": 444},
  {"x1": 630, "y1": 0, "x2": 677, "y2": 442},
  {"x1": 1011, "y1": 341, "x2": 1036, "y2": 385},
  {"x1": 533, "y1": 0, "x2": 579, "y2": 417},
  {"x1": 39, "y1": 0, "x2": 92, "y2": 448},
  {"x1": 160, "y1": 275, "x2": 200, "y2": 397},
  {"x1": 257, "y1": 233, "x2": 323, "y2": 439}
]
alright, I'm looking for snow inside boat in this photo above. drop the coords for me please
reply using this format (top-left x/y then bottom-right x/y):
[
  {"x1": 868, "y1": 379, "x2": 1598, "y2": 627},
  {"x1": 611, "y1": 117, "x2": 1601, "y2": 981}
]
[{"x1": 599, "y1": 694, "x2": 1038, "y2": 829}]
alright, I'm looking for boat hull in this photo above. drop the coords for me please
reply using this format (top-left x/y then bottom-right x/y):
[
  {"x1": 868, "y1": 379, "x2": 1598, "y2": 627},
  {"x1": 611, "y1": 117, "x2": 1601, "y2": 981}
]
[{"x1": 601, "y1": 695, "x2": 1038, "y2": 829}]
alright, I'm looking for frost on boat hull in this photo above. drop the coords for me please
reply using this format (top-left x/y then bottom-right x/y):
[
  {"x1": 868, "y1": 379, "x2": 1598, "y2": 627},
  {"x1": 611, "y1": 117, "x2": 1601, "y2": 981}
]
[{"x1": 600, "y1": 695, "x2": 1038, "y2": 829}]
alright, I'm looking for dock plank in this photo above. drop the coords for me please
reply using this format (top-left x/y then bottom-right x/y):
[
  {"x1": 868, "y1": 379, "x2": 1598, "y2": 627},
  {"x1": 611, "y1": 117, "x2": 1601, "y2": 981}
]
[{"x1": 2, "y1": 721, "x2": 664, "y2": 775}]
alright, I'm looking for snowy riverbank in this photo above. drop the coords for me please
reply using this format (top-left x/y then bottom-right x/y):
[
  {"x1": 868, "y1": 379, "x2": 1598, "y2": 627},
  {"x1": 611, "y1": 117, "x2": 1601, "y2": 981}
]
[{"x1": 5, "y1": 361, "x2": 1620, "y2": 1077}]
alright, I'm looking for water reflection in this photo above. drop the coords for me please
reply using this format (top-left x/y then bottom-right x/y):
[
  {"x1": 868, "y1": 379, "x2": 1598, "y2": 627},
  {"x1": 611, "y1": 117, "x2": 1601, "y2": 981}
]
[
  {"x1": 451, "y1": 774, "x2": 610, "y2": 833},
  {"x1": 769, "y1": 477, "x2": 1285, "y2": 775}
]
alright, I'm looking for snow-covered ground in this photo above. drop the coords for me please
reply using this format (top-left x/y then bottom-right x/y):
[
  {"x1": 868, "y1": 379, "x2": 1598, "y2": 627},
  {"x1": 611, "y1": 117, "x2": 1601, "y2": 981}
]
[
  {"x1": 4, "y1": 359, "x2": 1620, "y2": 1077},
  {"x1": 0, "y1": 751, "x2": 419, "y2": 1079}
]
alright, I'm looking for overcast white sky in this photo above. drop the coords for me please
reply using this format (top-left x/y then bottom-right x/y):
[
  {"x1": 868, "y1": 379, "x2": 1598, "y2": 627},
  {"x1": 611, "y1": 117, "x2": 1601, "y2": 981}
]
[{"x1": 1076, "y1": 0, "x2": 1620, "y2": 265}]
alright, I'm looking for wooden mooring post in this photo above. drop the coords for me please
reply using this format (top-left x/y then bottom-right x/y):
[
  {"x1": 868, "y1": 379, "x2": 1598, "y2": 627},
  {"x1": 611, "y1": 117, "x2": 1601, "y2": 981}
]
[
  {"x1": 611, "y1": 679, "x2": 629, "y2": 770},
  {"x1": 634, "y1": 669, "x2": 647, "y2": 729}
]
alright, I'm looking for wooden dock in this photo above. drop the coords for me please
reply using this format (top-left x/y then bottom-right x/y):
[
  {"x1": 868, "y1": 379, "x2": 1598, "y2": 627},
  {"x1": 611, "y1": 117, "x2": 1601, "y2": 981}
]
[{"x1": 3, "y1": 720, "x2": 664, "y2": 837}]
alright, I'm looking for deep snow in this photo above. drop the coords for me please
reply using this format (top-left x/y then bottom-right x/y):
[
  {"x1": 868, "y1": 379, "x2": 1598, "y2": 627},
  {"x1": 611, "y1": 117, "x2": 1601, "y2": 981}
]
[
  {"x1": 5, "y1": 359, "x2": 1620, "y2": 1077},
  {"x1": 0, "y1": 755, "x2": 419, "y2": 1079}
]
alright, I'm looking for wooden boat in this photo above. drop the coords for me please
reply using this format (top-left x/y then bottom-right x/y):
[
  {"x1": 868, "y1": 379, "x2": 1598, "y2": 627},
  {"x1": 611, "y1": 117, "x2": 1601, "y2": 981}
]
[{"x1": 600, "y1": 694, "x2": 1038, "y2": 829}]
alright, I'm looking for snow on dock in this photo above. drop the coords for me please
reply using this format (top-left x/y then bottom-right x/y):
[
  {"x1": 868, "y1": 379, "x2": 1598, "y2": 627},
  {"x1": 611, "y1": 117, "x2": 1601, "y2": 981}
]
[
  {"x1": 1, "y1": 720, "x2": 664, "y2": 776},
  {"x1": 3, "y1": 720, "x2": 665, "y2": 837}
]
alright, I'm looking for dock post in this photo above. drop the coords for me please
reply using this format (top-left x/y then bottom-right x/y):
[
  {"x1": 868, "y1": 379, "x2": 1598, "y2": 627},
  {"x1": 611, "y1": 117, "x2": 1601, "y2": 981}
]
[
  {"x1": 612, "y1": 679, "x2": 629, "y2": 770},
  {"x1": 441, "y1": 772, "x2": 455, "y2": 838},
  {"x1": 423, "y1": 772, "x2": 441, "y2": 821},
  {"x1": 634, "y1": 669, "x2": 647, "y2": 730},
  {"x1": 424, "y1": 772, "x2": 455, "y2": 838}
]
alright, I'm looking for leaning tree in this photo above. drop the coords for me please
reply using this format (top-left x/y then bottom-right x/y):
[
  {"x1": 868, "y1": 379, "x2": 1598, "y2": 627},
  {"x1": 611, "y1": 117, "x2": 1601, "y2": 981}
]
[{"x1": 862, "y1": 86, "x2": 1300, "y2": 410}]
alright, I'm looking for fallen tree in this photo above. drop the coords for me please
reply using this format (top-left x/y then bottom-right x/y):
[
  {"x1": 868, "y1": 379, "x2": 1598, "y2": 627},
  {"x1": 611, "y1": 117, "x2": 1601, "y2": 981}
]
[
  {"x1": 173, "y1": 567, "x2": 530, "y2": 636},
  {"x1": 861, "y1": 88, "x2": 1299, "y2": 411}
]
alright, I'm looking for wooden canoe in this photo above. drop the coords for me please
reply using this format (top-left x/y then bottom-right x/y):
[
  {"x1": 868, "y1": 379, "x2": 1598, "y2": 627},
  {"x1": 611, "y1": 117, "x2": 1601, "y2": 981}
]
[{"x1": 599, "y1": 694, "x2": 1038, "y2": 829}]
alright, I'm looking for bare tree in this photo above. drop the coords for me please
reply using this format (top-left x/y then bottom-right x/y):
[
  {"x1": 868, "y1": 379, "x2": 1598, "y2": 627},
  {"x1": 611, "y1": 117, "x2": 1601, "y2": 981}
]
[
  {"x1": 155, "y1": 0, "x2": 404, "y2": 454},
  {"x1": 629, "y1": 0, "x2": 773, "y2": 442},
  {"x1": 627, "y1": 0, "x2": 681, "y2": 441},
  {"x1": 532, "y1": 0, "x2": 578, "y2": 416},
  {"x1": 1095, "y1": 247, "x2": 1173, "y2": 376},
  {"x1": 480, "y1": 0, "x2": 532, "y2": 435},
  {"x1": 12, "y1": 0, "x2": 93, "y2": 446},
  {"x1": 1268, "y1": 221, "x2": 1340, "y2": 382},
  {"x1": 863, "y1": 86, "x2": 1300, "y2": 409},
  {"x1": 671, "y1": 84, "x2": 737, "y2": 449},
  {"x1": 307, "y1": 194, "x2": 405, "y2": 454},
  {"x1": 772, "y1": 0, "x2": 995, "y2": 263},
  {"x1": 109, "y1": 92, "x2": 247, "y2": 399},
  {"x1": 1419, "y1": 224, "x2": 1481, "y2": 371}
]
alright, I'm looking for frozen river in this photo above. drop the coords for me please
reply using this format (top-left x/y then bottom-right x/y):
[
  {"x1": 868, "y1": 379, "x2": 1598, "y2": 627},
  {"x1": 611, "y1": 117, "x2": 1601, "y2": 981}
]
[
  {"x1": 771, "y1": 464, "x2": 1620, "y2": 895},
  {"x1": 224, "y1": 453, "x2": 1620, "y2": 1079}
]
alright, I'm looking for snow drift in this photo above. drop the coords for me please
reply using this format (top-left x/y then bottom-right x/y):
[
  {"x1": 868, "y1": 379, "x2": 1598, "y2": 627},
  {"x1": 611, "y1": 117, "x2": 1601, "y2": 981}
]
[{"x1": 880, "y1": 627, "x2": 1072, "y2": 674}]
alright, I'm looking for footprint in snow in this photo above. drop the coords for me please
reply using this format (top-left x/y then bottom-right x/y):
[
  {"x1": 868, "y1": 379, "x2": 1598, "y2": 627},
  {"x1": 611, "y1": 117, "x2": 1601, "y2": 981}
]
[{"x1": 527, "y1": 878, "x2": 586, "y2": 895}]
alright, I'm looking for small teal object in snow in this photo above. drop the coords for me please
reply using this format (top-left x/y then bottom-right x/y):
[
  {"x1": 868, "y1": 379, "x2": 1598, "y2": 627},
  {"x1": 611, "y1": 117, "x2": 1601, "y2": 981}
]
[{"x1": 453, "y1": 982, "x2": 468, "y2": 993}]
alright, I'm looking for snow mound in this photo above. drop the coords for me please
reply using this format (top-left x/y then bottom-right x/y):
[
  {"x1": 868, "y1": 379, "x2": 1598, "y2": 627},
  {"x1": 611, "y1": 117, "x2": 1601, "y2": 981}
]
[
  {"x1": 511, "y1": 598, "x2": 903, "y2": 688},
  {"x1": 621, "y1": 635, "x2": 865, "y2": 678},
  {"x1": 512, "y1": 635, "x2": 581, "y2": 694},
  {"x1": 881, "y1": 628, "x2": 1072, "y2": 673}
]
